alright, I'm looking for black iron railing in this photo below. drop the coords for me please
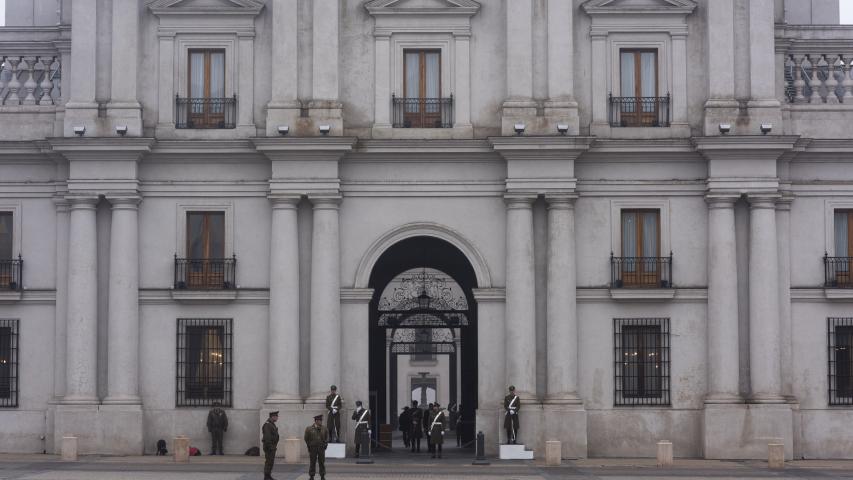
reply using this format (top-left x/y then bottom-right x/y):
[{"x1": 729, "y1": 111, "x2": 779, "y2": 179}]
[
  {"x1": 829, "y1": 317, "x2": 853, "y2": 405},
  {"x1": 392, "y1": 95, "x2": 453, "y2": 128},
  {"x1": 614, "y1": 318, "x2": 670, "y2": 406},
  {"x1": 825, "y1": 255, "x2": 853, "y2": 288},
  {"x1": 0, "y1": 256, "x2": 22, "y2": 291},
  {"x1": 174, "y1": 255, "x2": 236, "y2": 290},
  {"x1": 609, "y1": 94, "x2": 671, "y2": 127},
  {"x1": 611, "y1": 254, "x2": 672, "y2": 288},
  {"x1": 175, "y1": 95, "x2": 236, "y2": 129}
]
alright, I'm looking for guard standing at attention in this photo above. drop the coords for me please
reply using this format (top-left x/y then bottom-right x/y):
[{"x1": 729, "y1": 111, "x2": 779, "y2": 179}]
[
  {"x1": 409, "y1": 400, "x2": 423, "y2": 453},
  {"x1": 206, "y1": 401, "x2": 228, "y2": 455},
  {"x1": 504, "y1": 385, "x2": 521, "y2": 444},
  {"x1": 325, "y1": 385, "x2": 343, "y2": 443},
  {"x1": 428, "y1": 403, "x2": 448, "y2": 459},
  {"x1": 399, "y1": 406, "x2": 411, "y2": 448},
  {"x1": 352, "y1": 400, "x2": 371, "y2": 457},
  {"x1": 261, "y1": 411, "x2": 280, "y2": 480},
  {"x1": 304, "y1": 414, "x2": 329, "y2": 480}
]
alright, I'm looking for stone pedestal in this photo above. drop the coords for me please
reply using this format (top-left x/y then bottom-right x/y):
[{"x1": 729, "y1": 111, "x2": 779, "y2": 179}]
[
  {"x1": 284, "y1": 438, "x2": 301, "y2": 463},
  {"x1": 173, "y1": 436, "x2": 189, "y2": 463},
  {"x1": 499, "y1": 444, "x2": 534, "y2": 460},
  {"x1": 54, "y1": 405, "x2": 97, "y2": 455},
  {"x1": 657, "y1": 441, "x2": 673, "y2": 467},
  {"x1": 703, "y1": 404, "x2": 793, "y2": 460},
  {"x1": 768, "y1": 442, "x2": 784, "y2": 469},
  {"x1": 542, "y1": 404, "x2": 587, "y2": 459},
  {"x1": 61, "y1": 436, "x2": 78, "y2": 461},
  {"x1": 475, "y1": 407, "x2": 501, "y2": 457},
  {"x1": 326, "y1": 442, "x2": 346, "y2": 459},
  {"x1": 97, "y1": 404, "x2": 144, "y2": 455},
  {"x1": 545, "y1": 441, "x2": 561, "y2": 466}
]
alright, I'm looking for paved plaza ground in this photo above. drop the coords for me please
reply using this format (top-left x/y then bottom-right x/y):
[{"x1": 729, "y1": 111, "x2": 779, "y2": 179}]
[{"x1": 1, "y1": 452, "x2": 852, "y2": 480}]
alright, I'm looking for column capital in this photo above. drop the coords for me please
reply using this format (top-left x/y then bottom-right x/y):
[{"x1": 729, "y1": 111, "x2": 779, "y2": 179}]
[
  {"x1": 776, "y1": 193, "x2": 795, "y2": 211},
  {"x1": 705, "y1": 194, "x2": 739, "y2": 208},
  {"x1": 545, "y1": 194, "x2": 577, "y2": 210},
  {"x1": 747, "y1": 194, "x2": 781, "y2": 209},
  {"x1": 66, "y1": 194, "x2": 99, "y2": 209},
  {"x1": 504, "y1": 194, "x2": 536, "y2": 208},
  {"x1": 309, "y1": 195, "x2": 342, "y2": 209},
  {"x1": 268, "y1": 194, "x2": 301, "y2": 209},
  {"x1": 106, "y1": 195, "x2": 141, "y2": 209}
]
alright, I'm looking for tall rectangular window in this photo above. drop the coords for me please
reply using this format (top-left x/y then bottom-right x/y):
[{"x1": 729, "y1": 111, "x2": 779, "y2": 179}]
[
  {"x1": 0, "y1": 213, "x2": 11, "y2": 260},
  {"x1": 185, "y1": 212, "x2": 225, "y2": 289},
  {"x1": 621, "y1": 210, "x2": 660, "y2": 286},
  {"x1": 177, "y1": 318, "x2": 232, "y2": 407},
  {"x1": 186, "y1": 49, "x2": 227, "y2": 128},
  {"x1": 614, "y1": 318, "x2": 670, "y2": 406},
  {"x1": 0, "y1": 319, "x2": 19, "y2": 408},
  {"x1": 618, "y1": 49, "x2": 660, "y2": 126},
  {"x1": 829, "y1": 317, "x2": 853, "y2": 405},
  {"x1": 402, "y1": 50, "x2": 443, "y2": 128}
]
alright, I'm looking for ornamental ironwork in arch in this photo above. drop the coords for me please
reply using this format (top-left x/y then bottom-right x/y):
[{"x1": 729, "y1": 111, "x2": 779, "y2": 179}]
[{"x1": 377, "y1": 268, "x2": 469, "y2": 330}]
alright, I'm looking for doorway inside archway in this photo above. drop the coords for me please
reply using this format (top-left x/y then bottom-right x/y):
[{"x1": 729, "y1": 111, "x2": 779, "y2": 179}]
[{"x1": 368, "y1": 236, "x2": 478, "y2": 454}]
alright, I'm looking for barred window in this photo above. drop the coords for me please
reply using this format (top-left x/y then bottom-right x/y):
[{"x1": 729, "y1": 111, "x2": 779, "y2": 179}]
[
  {"x1": 0, "y1": 319, "x2": 19, "y2": 408},
  {"x1": 614, "y1": 318, "x2": 670, "y2": 406},
  {"x1": 177, "y1": 319, "x2": 232, "y2": 407},
  {"x1": 829, "y1": 317, "x2": 853, "y2": 406}
]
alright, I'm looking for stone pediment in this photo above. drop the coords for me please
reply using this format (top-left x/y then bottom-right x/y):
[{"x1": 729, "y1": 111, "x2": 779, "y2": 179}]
[
  {"x1": 148, "y1": 0, "x2": 264, "y2": 15},
  {"x1": 365, "y1": 0, "x2": 481, "y2": 16},
  {"x1": 582, "y1": 0, "x2": 696, "y2": 15}
]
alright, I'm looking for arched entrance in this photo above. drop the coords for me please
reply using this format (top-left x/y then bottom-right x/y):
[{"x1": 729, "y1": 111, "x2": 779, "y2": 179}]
[{"x1": 367, "y1": 236, "x2": 479, "y2": 452}]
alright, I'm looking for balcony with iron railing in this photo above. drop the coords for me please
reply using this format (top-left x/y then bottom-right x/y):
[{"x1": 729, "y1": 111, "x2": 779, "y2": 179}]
[
  {"x1": 175, "y1": 95, "x2": 237, "y2": 129},
  {"x1": 392, "y1": 95, "x2": 453, "y2": 129},
  {"x1": 825, "y1": 255, "x2": 853, "y2": 288},
  {"x1": 610, "y1": 254, "x2": 674, "y2": 300},
  {"x1": 0, "y1": 256, "x2": 23, "y2": 291},
  {"x1": 174, "y1": 255, "x2": 237, "y2": 290},
  {"x1": 608, "y1": 94, "x2": 671, "y2": 128}
]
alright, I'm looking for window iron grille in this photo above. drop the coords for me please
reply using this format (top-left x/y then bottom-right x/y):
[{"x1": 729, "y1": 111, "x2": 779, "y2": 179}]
[
  {"x1": 176, "y1": 318, "x2": 232, "y2": 407},
  {"x1": 610, "y1": 253, "x2": 672, "y2": 288},
  {"x1": 614, "y1": 318, "x2": 670, "y2": 406},
  {"x1": 608, "y1": 94, "x2": 671, "y2": 127},
  {"x1": 175, "y1": 96, "x2": 236, "y2": 129},
  {"x1": 174, "y1": 255, "x2": 236, "y2": 290},
  {"x1": 392, "y1": 95, "x2": 453, "y2": 128},
  {"x1": 825, "y1": 255, "x2": 853, "y2": 288},
  {"x1": 0, "y1": 319, "x2": 19, "y2": 408},
  {"x1": 829, "y1": 317, "x2": 853, "y2": 406},
  {"x1": 0, "y1": 256, "x2": 22, "y2": 291}
]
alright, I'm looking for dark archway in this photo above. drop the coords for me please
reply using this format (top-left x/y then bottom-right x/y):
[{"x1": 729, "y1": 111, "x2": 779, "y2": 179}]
[{"x1": 368, "y1": 236, "x2": 478, "y2": 449}]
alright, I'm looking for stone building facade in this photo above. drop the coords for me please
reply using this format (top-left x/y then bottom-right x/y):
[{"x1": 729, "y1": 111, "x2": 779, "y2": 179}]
[{"x1": 0, "y1": 0, "x2": 852, "y2": 460}]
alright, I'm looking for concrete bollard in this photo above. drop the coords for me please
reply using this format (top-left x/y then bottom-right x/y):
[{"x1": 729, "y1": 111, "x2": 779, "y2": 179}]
[
  {"x1": 545, "y1": 440, "x2": 562, "y2": 466},
  {"x1": 284, "y1": 438, "x2": 301, "y2": 464},
  {"x1": 173, "y1": 436, "x2": 190, "y2": 463},
  {"x1": 61, "y1": 436, "x2": 78, "y2": 461},
  {"x1": 768, "y1": 443, "x2": 784, "y2": 469},
  {"x1": 656, "y1": 440, "x2": 673, "y2": 467}
]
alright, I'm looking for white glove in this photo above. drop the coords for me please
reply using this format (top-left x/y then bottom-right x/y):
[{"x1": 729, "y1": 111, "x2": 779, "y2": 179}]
[
  {"x1": 440, "y1": 431, "x2": 444, "y2": 435},
  {"x1": 368, "y1": 430, "x2": 372, "y2": 435},
  {"x1": 509, "y1": 408, "x2": 516, "y2": 414},
  {"x1": 332, "y1": 408, "x2": 337, "y2": 414}
]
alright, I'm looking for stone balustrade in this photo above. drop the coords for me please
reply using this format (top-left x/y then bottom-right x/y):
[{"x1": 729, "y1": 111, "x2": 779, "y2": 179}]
[
  {"x1": 0, "y1": 55, "x2": 61, "y2": 106},
  {"x1": 785, "y1": 53, "x2": 853, "y2": 104}
]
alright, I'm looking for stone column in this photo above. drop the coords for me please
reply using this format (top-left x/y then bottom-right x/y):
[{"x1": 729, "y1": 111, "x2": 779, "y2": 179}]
[
  {"x1": 670, "y1": 32, "x2": 689, "y2": 129},
  {"x1": 504, "y1": 195, "x2": 537, "y2": 399},
  {"x1": 590, "y1": 33, "x2": 608, "y2": 135},
  {"x1": 63, "y1": 0, "x2": 98, "y2": 135},
  {"x1": 53, "y1": 198, "x2": 71, "y2": 400},
  {"x1": 103, "y1": 196, "x2": 141, "y2": 404},
  {"x1": 266, "y1": 0, "x2": 300, "y2": 135},
  {"x1": 705, "y1": 195, "x2": 741, "y2": 402},
  {"x1": 544, "y1": 196, "x2": 579, "y2": 403},
  {"x1": 266, "y1": 196, "x2": 302, "y2": 404},
  {"x1": 237, "y1": 33, "x2": 255, "y2": 129},
  {"x1": 308, "y1": 196, "x2": 342, "y2": 402},
  {"x1": 107, "y1": 0, "x2": 142, "y2": 135},
  {"x1": 157, "y1": 33, "x2": 176, "y2": 128},
  {"x1": 373, "y1": 34, "x2": 392, "y2": 129},
  {"x1": 312, "y1": 0, "x2": 339, "y2": 102},
  {"x1": 341, "y1": 287, "x2": 374, "y2": 454},
  {"x1": 474, "y1": 288, "x2": 505, "y2": 457},
  {"x1": 453, "y1": 33, "x2": 472, "y2": 129},
  {"x1": 776, "y1": 196, "x2": 794, "y2": 399},
  {"x1": 506, "y1": 0, "x2": 533, "y2": 101},
  {"x1": 749, "y1": 0, "x2": 777, "y2": 101},
  {"x1": 703, "y1": 0, "x2": 738, "y2": 135},
  {"x1": 544, "y1": 0, "x2": 578, "y2": 133},
  {"x1": 63, "y1": 196, "x2": 99, "y2": 404},
  {"x1": 748, "y1": 195, "x2": 784, "y2": 403}
]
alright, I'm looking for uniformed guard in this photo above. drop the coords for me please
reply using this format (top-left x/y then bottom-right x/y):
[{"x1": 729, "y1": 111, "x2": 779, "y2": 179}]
[
  {"x1": 261, "y1": 411, "x2": 280, "y2": 480},
  {"x1": 325, "y1": 385, "x2": 343, "y2": 443},
  {"x1": 399, "y1": 406, "x2": 411, "y2": 448},
  {"x1": 206, "y1": 401, "x2": 228, "y2": 455},
  {"x1": 427, "y1": 402, "x2": 448, "y2": 459},
  {"x1": 352, "y1": 400, "x2": 371, "y2": 457},
  {"x1": 409, "y1": 400, "x2": 423, "y2": 453},
  {"x1": 425, "y1": 403, "x2": 434, "y2": 454},
  {"x1": 455, "y1": 404, "x2": 463, "y2": 447},
  {"x1": 304, "y1": 414, "x2": 329, "y2": 480},
  {"x1": 504, "y1": 385, "x2": 521, "y2": 444}
]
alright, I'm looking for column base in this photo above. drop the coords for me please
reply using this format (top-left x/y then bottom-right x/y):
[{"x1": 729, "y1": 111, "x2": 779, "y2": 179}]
[
  {"x1": 702, "y1": 403, "x2": 793, "y2": 460},
  {"x1": 106, "y1": 102, "x2": 143, "y2": 137},
  {"x1": 265, "y1": 102, "x2": 302, "y2": 136},
  {"x1": 702, "y1": 99, "x2": 740, "y2": 136},
  {"x1": 542, "y1": 403, "x2": 587, "y2": 459},
  {"x1": 745, "y1": 100, "x2": 783, "y2": 135},
  {"x1": 544, "y1": 98, "x2": 580, "y2": 136},
  {"x1": 54, "y1": 404, "x2": 144, "y2": 455},
  {"x1": 63, "y1": 102, "x2": 102, "y2": 137}
]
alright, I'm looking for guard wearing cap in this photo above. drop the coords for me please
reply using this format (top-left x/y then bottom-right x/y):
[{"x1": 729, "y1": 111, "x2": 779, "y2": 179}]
[
  {"x1": 304, "y1": 414, "x2": 329, "y2": 480},
  {"x1": 261, "y1": 411, "x2": 280, "y2": 480},
  {"x1": 325, "y1": 385, "x2": 343, "y2": 443},
  {"x1": 409, "y1": 400, "x2": 423, "y2": 453},
  {"x1": 427, "y1": 402, "x2": 448, "y2": 459},
  {"x1": 504, "y1": 385, "x2": 521, "y2": 444},
  {"x1": 351, "y1": 400, "x2": 371, "y2": 457}
]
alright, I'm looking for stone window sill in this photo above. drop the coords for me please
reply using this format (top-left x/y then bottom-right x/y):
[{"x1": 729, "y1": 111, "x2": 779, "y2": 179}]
[
  {"x1": 609, "y1": 288, "x2": 676, "y2": 301},
  {"x1": 824, "y1": 288, "x2": 853, "y2": 300},
  {"x1": 0, "y1": 290, "x2": 23, "y2": 302},
  {"x1": 171, "y1": 289, "x2": 238, "y2": 303}
]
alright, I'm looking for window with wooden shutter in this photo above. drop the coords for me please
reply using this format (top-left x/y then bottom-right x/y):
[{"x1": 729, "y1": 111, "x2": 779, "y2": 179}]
[{"x1": 620, "y1": 209, "x2": 661, "y2": 287}]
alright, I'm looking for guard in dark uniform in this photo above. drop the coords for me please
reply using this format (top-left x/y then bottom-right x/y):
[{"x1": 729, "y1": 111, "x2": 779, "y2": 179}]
[
  {"x1": 206, "y1": 401, "x2": 228, "y2": 455},
  {"x1": 325, "y1": 385, "x2": 343, "y2": 443},
  {"x1": 455, "y1": 405, "x2": 463, "y2": 447},
  {"x1": 399, "y1": 406, "x2": 411, "y2": 448},
  {"x1": 261, "y1": 411, "x2": 279, "y2": 480},
  {"x1": 352, "y1": 400, "x2": 371, "y2": 457},
  {"x1": 425, "y1": 403, "x2": 434, "y2": 453},
  {"x1": 427, "y1": 403, "x2": 448, "y2": 459},
  {"x1": 504, "y1": 385, "x2": 521, "y2": 444},
  {"x1": 304, "y1": 414, "x2": 328, "y2": 480},
  {"x1": 409, "y1": 400, "x2": 423, "y2": 452}
]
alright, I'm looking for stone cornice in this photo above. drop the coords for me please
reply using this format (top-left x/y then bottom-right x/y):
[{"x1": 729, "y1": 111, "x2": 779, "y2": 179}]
[
  {"x1": 252, "y1": 137, "x2": 357, "y2": 159},
  {"x1": 489, "y1": 136, "x2": 593, "y2": 161},
  {"x1": 149, "y1": 0, "x2": 264, "y2": 16},
  {"x1": 582, "y1": 0, "x2": 697, "y2": 16},
  {"x1": 48, "y1": 138, "x2": 155, "y2": 162},
  {"x1": 692, "y1": 136, "x2": 800, "y2": 161},
  {"x1": 365, "y1": 0, "x2": 481, "y2": 17}
]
